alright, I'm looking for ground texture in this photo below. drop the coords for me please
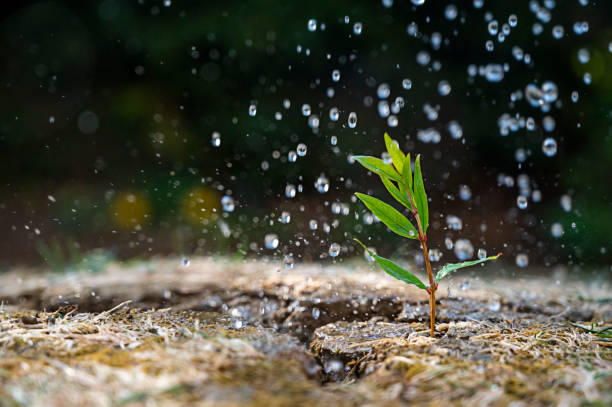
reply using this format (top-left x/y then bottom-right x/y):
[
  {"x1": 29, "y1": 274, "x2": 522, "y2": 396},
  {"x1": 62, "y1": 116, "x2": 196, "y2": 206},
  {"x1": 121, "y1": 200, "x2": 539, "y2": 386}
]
[{"x1": 0, "y1": 258, "x2": 610, "y2": 406}]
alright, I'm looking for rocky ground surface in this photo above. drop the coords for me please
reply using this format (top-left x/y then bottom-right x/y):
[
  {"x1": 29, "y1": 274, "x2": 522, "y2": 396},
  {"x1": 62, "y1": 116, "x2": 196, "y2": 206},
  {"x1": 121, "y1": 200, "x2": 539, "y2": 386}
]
[{"x1": 0, "y1": 257, "x2": 610, "y2": 406}]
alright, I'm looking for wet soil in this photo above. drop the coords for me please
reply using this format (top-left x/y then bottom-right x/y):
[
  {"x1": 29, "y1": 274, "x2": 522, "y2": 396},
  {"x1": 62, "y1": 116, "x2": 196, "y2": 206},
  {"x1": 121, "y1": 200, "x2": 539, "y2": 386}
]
[{"x1": 0, "y1": 258, "x2": 610, "y2": 406}]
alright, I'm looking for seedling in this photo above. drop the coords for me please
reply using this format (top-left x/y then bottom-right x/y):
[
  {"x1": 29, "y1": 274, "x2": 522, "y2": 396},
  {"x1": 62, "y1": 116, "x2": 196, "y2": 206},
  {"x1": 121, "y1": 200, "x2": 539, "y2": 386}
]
[{"x1": 353, "y1": 133, "x2": 501, "y2": 337}]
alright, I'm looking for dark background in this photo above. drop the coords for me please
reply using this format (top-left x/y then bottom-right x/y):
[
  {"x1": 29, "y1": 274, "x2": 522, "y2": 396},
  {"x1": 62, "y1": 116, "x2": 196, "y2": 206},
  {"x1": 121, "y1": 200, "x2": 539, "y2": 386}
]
[{"x1": 1, "y1": 0, "x2": 611, "y2": 271}]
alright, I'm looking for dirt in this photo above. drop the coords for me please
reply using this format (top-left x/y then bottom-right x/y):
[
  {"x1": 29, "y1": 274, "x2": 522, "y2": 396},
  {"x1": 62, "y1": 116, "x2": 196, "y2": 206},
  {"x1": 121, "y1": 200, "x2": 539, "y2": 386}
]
[{"x1": 0, "y1": 257, "x2": 610, "y2": 406}]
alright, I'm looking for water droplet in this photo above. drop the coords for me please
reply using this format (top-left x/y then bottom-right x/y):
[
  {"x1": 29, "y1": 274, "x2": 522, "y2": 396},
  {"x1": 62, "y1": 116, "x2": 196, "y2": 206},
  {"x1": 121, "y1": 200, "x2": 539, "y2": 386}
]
[
  {"x1": 347, "y1": 112, "x2": 357, "y2": 128},
  {"x1": 301, "y1": 104, "x2": 311, "y2": 116},
  {"x1": 181, "y1": 257, "x2": 190, "y2": 267},
  {"x1": 478, "y1": 248, "x2": 487, "y2": 259},
  {"x1": 411, "y1": 0, "x2": 425, "y2": 6},
  {"x1": 309, "y1": 219, "x2": 318, "y2": 230},
  {"x1": 285, "y1": 184, "x2": 296, "y2": 198},
  {"x1": 296, "y1": 143, "x2": 307, "y2": 157},
  {"x1": 283, "y1": 254, "x2": 294, "y2": 269},
  {"x1": 353, "y1": 22, "x2": 362, "y2": 35},
  {"x1": 280, "y1": 211, "x2": 291, "y2": 224},
  {"x1": 571, "y1": 91, "x2": 579, "y2": 103},
  {"x1": 248, "y1": 104, "x2": 257, "y2": 116},
  {"x1": 552, "y1": 25, "x2": 564, "y2": 39},
  {"x1": 488, "y1": 301, "x2": 501, "y2": 312},
  {"x1": 328, "y1": 243, "x2": 341, "y2": 257},
  {"x1": 484, "y1": 64, "x2": 504, "y2": 82},
  {"x1": 307, "y1": 19, "x2": 317, "y2": 32},
  {"x1": 402, "y1": 78, "x2": 412, "y2": 90},
  {"x1": 329, "y1": 107, "x2": 339, "y2": 122},
  {"x1": 508, "y1": 14, "x2": 518, "y2": 27},
  {"x1": 314, "y1": 174, "x2": 330, "y2": 193},
  {"x1": 517, "y1": 195, "x2": 528, "y2": 210},
  {"x1": 221, "y1": 196, "x2": 235, "y2": 212},
  {"x1": 264, "y1": 234, "x2": 279, "y2": 250},
  {"x1": 488, "y1": 20, "x2": 499, "y2": 35},
  {"x1": 438, "y1": 80, "x2": 451, "y2": 96},
  {"x1": 444, "y1": 5, "x2": 458, "y2": 20},
  {"x1": 233, "y1": 320, "x2": 243, "y2": 329},
  {"x1": 515, "y1": 253, "x2": 529, "y2": 268},
  {"x1": 542, "y1": 137, "x2": 557, "y2": 157},
  {"x1": 445, "y1": 237, "x2": 454, "y2": 250},
  {"x1": 560, "y1": 194, "x2": 572, "y2": 212},
  {"x1": 454, "y1": 239, "x2": 474, "y2": 260},
  {"x1": 485, "y1": 40, "x2": 494, "y2": 52},
  {"x1": 577, "y1": 48, "x2": 590, "y2": 64},
  {"x1": 446, "y1": 215, "x2": 463, "y2": 230},
  {"x1": 211, "y1": 131, "x2": 221, "y2": 147},
  {"x1": 541, "y1": 81, "x2": 558, "y2": 103},
  {"x1": 459, "y1": 185, "x2": 472, "y2": 201},
  {"x1": 377, "y1": 83, "x2": 390, "y2": 99},
  {"x1": 551, "y1": 222, "x2": 564, "y2": 238},
  {"x1": 312, "y1": 307, "x2": 321, "y2": 319},
  {"x1": 288, "y1": 151, "x2": 297, "y2": 162},
  {"x1": 448, "y1": 121, "x2": 463, "y2": 139},
  {"x1": 331, "y1": 69, "x2": 340, "y2": 82}
]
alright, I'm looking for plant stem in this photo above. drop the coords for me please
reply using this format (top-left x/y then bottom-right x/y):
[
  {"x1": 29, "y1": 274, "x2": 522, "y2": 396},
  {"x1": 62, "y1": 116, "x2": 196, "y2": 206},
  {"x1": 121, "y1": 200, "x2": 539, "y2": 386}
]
[
  {"x1": 419, "y1": 236, "x2": 436, "y2": 338},
  {"x1": 402, "y1": 183, "x2": 437, "y2": 337}
]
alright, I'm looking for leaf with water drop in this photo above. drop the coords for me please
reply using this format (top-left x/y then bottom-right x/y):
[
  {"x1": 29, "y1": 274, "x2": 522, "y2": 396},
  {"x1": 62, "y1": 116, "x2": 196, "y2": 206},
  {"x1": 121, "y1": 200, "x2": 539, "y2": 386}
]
[
  {"x1": 355, "y1": 193, "x2": 418, "y2": 239},
  {"x1": 434, "y1": 253, "x2": 502, "y2": 283},
  {"x1": 354, "y1": 239, "x2": 426, "y2": 289},
  {"x1": 384, "y1": 133, "x2": 405, "y2": 174},
  {"x1": 352, "y1": 155, "x2": 402, "y2": 182},
  {"x1": 413, "y1": 155, "x2": 429, "y2": 234},
  {"x1": 380, "y1": 174, "x2": 412, "y2": 210}
]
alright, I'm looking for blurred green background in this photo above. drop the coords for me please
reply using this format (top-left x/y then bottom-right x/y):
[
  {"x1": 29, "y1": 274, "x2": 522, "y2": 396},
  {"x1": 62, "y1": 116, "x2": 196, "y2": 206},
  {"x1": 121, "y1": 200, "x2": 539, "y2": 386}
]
[{"x1": 0, "y1": 0, "x2": 611, "y2": 270}]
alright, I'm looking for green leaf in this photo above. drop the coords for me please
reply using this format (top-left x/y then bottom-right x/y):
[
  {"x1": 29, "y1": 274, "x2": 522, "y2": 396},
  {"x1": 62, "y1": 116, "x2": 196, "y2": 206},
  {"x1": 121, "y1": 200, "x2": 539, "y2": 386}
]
[
  {"x1": 402, "y1": 153, "x2": 413, "y2": 191},
  {"x1": 435, "y1": 253, "x2": 502, "y2": 283},
  {"x1": 355, "y1": 193, "x2": 419, "y2": 239},
  {"x1": 384, "y1": 133, "x2": 405, "y2": 174},
  {"x1": 413, "y1": 155, "x2": 429, "y2": 234},
  {"x1": 353, "y1": 156, "x2": 402, "y2": 182},
  {"x1": 380, "y1": 174, "x2": 411, "y2": 209},
  {"x1": 354, "y1": 239, "x2": 427, "y2": 290}
]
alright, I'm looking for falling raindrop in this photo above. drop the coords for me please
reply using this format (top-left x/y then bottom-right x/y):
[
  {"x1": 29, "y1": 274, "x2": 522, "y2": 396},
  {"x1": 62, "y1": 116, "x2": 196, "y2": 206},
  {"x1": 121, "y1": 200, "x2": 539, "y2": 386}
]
[
  {"x1": 307, "y1": 19, "x2": 317, "y2": 32},
  {"x1": 328, "y1": 243, "x2": 341, "y2": 257},
  {"x1": 347, "y1": 112, "x2": 357, "y2": 128},
  {"x1": 332, "y1": 69, "x2": 340, "y2": 82},
  {"x1": 309, "y1": 219, "x2": 318, "y2": 230},
  {"x1": 315, "y1": 174, "x2": 330, "y2": 193},
  {"x1": 551, "y1": 223, "x2": 564, "y2": 238},
  {"x1": 221, "y1": 196, "x2": 235, "y2": 212},
  {"x1": 301, "y1": 104, "x2": 311, "y2": 116},
  {"x1": 478, "y1": 249, "x2": 487, "y2": 259},
  {"x1": 280, "y1": 211, "x2": 291, "y2": 224},
  {"x1": 265, "y1": 234, "x2": 279, "y2": 250},
  {"x1": 248, "y1": 104, "x2": 257, "y2": 116},
  {"x1": 560, "y1": 194, "x2": 572, "y2": 212},
  {"x1": 517, "y1": 196, "x2": 528, "y2": 209},
  {"x1": 283, "y1": 254, "x2": 294, "y2": 269},
  {"x1": 454, "y1": 239, "x2": 474, "y2": 260},
  {"x1": 329, "y1": 107, "x2": 339, "y2": 121},
  {"x1": 515, "y1": 253, "x2": 529, "y2": 268},
  {"x1": 542, "y1": 137, "x2": 558, "y2": 157},
  {"x1": 402, "y1": 78, "x2": 412, "y2": 90},
  {"x1": 296, "y1": 143, "x2": 307, "y2": 157},
  {"x1": 288, "y1": 151, "x2": 297, "y2": 162},
  {"x1": 438, "y1": 80, "x2": 451, "y2": 96},
  {"x1": 285, "y1": 184, "x2": 297, "y2": 198},
  {"x1": 211, "y1": 131, "x2": 221, "y2": 147},
  {"x1": 353, "y1": 22, "x2": 362, "y2": 35}
]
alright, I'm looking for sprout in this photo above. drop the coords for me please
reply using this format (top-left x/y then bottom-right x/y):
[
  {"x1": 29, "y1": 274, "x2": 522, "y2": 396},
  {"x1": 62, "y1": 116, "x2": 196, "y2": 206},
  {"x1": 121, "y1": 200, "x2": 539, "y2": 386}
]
[{"x1": 353, "y1": 133, "x2": 501, "y2": 337}]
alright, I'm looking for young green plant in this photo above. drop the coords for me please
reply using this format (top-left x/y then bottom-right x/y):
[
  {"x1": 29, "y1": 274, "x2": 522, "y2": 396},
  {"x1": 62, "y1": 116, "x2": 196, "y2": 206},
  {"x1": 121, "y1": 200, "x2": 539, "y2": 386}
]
[{"x1": 353, "y1": 133, "x2": 501, "y2": 337}]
